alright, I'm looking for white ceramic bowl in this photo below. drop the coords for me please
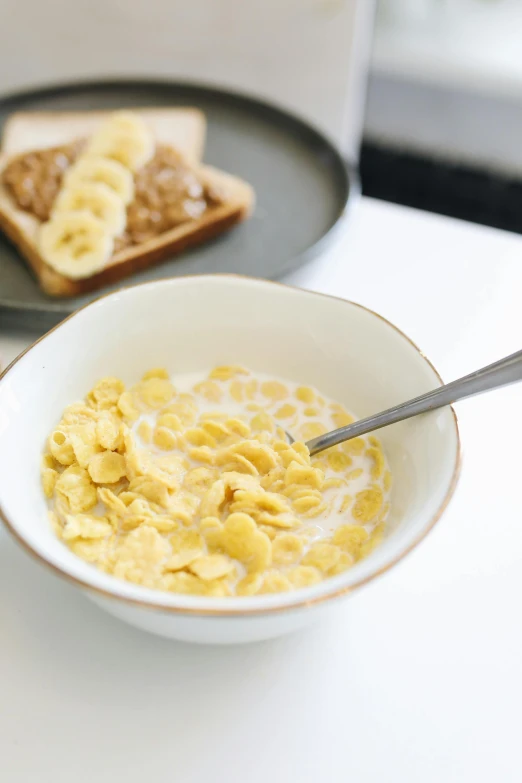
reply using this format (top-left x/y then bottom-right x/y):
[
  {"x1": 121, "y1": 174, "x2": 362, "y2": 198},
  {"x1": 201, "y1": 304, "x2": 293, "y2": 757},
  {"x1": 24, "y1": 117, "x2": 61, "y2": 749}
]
[{"x1": 0, "y1": 276, "x2": 460, "y2": 644}]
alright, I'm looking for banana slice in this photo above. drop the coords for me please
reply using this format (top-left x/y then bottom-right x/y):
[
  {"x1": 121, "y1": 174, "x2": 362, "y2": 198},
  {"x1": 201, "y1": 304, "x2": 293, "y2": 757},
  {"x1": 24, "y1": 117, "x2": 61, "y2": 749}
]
[
  {"x1": 65, "y1": 157, "x2": 134, "y2": 205},
  {"x1": 86, "y1": 112, "x2": 154, "y2": 171},
  {"x1": 38, "y1": 211, "x2": 113, "y2": 279},
  {"x1": 103, "y1": 110, "x2": 149, "y2": 136},
  {"x1": 53, "y1": 182, "x2": 126, "y2": 235}
]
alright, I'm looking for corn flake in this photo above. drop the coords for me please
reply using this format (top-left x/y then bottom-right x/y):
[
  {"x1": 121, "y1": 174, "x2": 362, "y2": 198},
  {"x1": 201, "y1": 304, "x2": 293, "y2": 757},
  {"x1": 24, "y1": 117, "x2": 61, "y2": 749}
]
[
  {"x1": 193, "y1": 380, "x2": 222, "y2": 402},
  {"x1": 332, "y1": 524, "x2": 369, "y2": 556},
  {"x1": 209, "y1": 365, "x2": 249, "y2": 381},
  {"x1": 236, "y1": 573, "x2": 264, "y2": 596},
  {"x1": 189, "y1": 554, "x2": 235, "y2": 581},
  {"x1": 88, "y1": 377, "x2": 125, "y2": 410},
  {"x1": 142, "y1": 367, "x2": 169, "y2": 381},
  {"x1": 300, "y1": 422, "x2": 327, "y2": 441},
  {"x1": 287, "y1": 566, "x2": 322, "y2": 588},
  {"x1": 259, "y1": 571, "x2": 292, "y2": 594},
  {"x1": 285, "y1": 461, "x2": 323, "y2": 489},
  {"x1": 137, "y1": 378, "x2": 175, "y2": 408},
  {"x1": 48, "y1": 430, "x2": 75, "y2": 466},
  {"x1": 137, "y1": 420, "x2": 152, "y2": 444},
  {"x1": 367, "y1": 446, "x2": 385, "y2": 480},
  {"x1": 274, "y1": 404, "x2": 297, "y2": 420},
  {"x1": 153, "y1": 426, "x2": 178, "y2": 451},
  {"x1": 342, "y1": 437, "x2": 365, "y2": 456},
  {"x1": 352, "y1": 488, "x2": 383, "y2": 524},
  {"x1": 221, "y1": 512, "x2": 271, "y2": 572},
  {"x1": 326, "y1": 450, "x2": 352, "y2": 472},
  {"x1": 62, "y1": 513, "x2": 112, "y2": 541},
  {"x1": 384, "y1": 470, "x2": 392, "y2": 492},
  {"x1": 88, "y1": 451, "x2": 127, "y2": 484},
  {"x1": 272, "y1": 534, "x2": 304, "y2": 565},
  {"x1": 117, "y1": 391, "x2": 140, "y2": 421},
  {"x1": 220, "y1": 441, "x2": 278, "y2": 475},
  {"x1": 113, "y1": 525, "x2": 170, "y2": 588},
  {"x1": 302, "y1": 542, "x2": 341, "y2": 572},
  {"x1": 200, "y1": 419, "x2": 230, "y2": 442},
  {"x1": 260, "y1": 381, "x2": 288, "y2": 401},
  {"x1": 98, "y1": 487, "x2": 127, "y2": 515},
  {"x1": 332, "y1": 411, "x2": 355, "y2": 428},
  {"x1": 295, "y1": 386, "x2": 315, "y2": 404},
  {"x1": 41, "y1": 458, "x2": 58, "y2": 498},
  {"x1": 69, "y1": 538, "x2": 113, "y2": 565},
  {"x1": 250, "y1": 412, "x2": 275, "y2": 433},
  {"x1": 328, "y1": 551, "x2": 355, "y2": 575},
  {"x1": 55, "y1": 466, "x2": 97, "y2": 513}
]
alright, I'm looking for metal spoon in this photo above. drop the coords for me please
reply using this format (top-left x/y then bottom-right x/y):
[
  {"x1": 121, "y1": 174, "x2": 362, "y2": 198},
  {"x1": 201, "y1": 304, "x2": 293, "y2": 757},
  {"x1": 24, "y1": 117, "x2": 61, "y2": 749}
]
[{"x1": 287, "y1": 349, "x2": 522, "y2": 456}]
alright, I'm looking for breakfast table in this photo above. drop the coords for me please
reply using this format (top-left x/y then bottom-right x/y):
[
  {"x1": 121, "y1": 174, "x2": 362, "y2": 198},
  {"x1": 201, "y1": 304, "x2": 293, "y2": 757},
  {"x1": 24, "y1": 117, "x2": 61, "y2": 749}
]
[{"x1": 1, "y1": 196, "x2": 521, "y2": 782}]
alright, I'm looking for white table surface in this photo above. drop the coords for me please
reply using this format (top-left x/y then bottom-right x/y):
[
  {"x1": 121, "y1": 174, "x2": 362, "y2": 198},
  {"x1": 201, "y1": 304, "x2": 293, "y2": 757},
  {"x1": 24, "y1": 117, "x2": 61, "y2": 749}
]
[{"x1": 1, "y1": 197, "x2": 521, "y2": 782}]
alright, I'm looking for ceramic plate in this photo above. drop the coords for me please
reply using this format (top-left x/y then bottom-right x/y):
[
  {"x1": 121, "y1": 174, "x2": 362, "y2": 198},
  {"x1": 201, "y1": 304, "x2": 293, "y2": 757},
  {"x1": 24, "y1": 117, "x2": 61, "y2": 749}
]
[{"x1": 0, "y1": 79, "x2": 353, "y2": 330}]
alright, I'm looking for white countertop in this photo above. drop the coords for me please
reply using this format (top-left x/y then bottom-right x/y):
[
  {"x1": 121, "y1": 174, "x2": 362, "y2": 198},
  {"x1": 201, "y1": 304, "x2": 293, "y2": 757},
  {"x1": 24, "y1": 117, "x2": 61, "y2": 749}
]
[{"x1": 1, "y1": 197, "x2": 521, "y2": 782}]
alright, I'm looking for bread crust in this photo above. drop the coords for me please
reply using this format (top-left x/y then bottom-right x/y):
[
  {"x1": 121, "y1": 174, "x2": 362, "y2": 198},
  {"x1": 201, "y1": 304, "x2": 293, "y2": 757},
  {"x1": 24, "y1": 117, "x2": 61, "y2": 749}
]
[{"x1": 1, "y1": 108, "x2": 206, "y2": 163}]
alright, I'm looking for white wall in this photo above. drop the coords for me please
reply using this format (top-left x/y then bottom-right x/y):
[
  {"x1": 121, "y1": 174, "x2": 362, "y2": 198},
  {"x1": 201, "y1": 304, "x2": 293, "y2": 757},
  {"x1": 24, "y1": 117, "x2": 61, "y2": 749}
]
[{"x1": 1, "y1": 0, "x2": 375, "y2": 159}]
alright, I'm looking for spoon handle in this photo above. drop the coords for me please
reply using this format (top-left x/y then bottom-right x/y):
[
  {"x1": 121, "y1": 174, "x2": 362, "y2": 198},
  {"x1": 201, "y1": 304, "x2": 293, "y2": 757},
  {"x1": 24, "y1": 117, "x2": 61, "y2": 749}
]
[{"x1": 306, "y1": 348, "x2": 522, "y2": 456}]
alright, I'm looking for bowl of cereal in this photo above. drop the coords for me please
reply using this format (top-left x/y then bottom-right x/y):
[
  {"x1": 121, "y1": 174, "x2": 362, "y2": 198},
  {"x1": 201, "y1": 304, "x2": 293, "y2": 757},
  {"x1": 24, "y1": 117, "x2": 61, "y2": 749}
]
[{"x1": 0, "y1": 275, "x2": 460, "y2": 644}]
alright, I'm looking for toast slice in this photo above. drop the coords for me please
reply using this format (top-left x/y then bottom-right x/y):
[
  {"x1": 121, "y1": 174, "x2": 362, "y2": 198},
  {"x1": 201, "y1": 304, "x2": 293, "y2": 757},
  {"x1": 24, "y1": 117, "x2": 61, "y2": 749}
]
[
  {"x1": 1, "y1": 108, "x2": 206, "y2": 163},
  {"x1": 0, "y1": 111, "x2": 254, "y2": 297}
]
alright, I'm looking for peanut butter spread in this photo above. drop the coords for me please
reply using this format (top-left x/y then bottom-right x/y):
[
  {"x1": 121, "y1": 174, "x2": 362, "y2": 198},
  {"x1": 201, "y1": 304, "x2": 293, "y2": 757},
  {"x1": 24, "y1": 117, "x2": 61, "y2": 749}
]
[
  {"x1": 2, "y1": 142, "x2": 221, "y2": 250},
  {"x1": 2, "y1": 141, "x2": 84, "y2": 222}
]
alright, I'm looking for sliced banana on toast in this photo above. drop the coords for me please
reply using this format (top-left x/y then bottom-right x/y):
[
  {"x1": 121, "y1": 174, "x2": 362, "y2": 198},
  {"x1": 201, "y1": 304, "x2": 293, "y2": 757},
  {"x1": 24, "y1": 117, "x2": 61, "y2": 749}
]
[
  {"x1": 39, "y1": 211, "x2": 113, "y2": 279},
  {"x1": 85, "y1": 111, "x2": 154, "y2": 171},
  {"x1": 64, "y1": 157, "x2": 134, "y2": 205},
  {"x1": 37, "y1": 112, "x2": 154, "y2": 277},
  {"x1": 53, "y1": 182, "x2": 126, "y2": 235}
]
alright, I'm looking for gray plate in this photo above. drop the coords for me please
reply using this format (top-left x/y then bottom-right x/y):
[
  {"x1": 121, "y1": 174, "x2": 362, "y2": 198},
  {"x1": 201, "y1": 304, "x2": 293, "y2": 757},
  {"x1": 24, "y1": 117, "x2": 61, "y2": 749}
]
[{"x1": 0, "y1": 79, "x2": 353, "y2": 330}]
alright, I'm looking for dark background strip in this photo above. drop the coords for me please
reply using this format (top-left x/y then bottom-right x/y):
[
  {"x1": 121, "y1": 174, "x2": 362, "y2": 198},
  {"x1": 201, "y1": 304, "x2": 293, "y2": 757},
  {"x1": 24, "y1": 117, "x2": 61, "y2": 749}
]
[{"x1": 360, "y1": 141, "x2": 522, "y2": 234}]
